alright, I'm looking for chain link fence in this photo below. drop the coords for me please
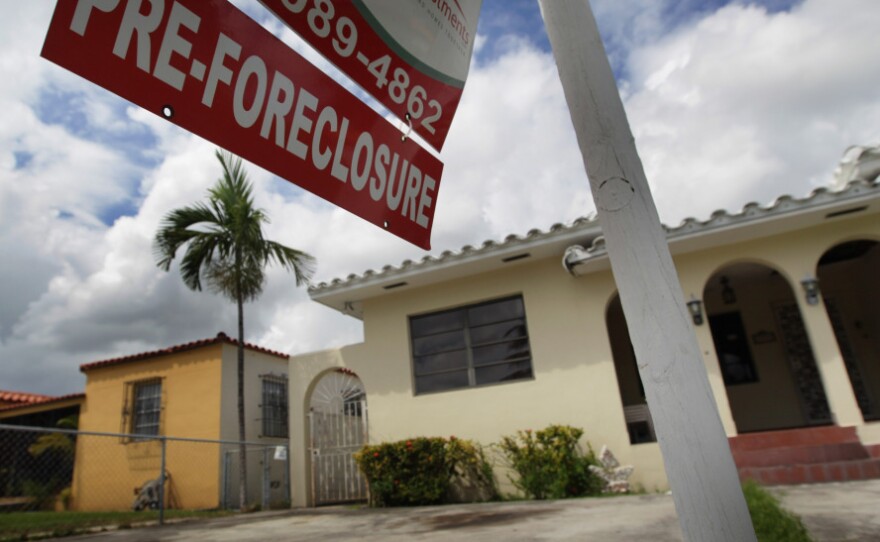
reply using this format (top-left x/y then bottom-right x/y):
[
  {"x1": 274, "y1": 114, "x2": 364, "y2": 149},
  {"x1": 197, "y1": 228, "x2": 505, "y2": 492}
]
[{"x1": 0, "y1": 424, "x2": 289, "y2": 523}]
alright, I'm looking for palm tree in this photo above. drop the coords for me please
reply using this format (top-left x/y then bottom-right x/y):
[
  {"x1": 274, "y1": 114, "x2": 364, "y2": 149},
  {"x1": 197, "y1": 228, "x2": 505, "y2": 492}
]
[{"x1": 154, "y1": 150, "x2": 315, "y2": 511}]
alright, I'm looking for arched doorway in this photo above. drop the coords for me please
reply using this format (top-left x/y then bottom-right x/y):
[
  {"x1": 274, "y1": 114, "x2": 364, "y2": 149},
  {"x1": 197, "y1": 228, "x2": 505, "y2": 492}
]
[
  {"x1": 818, "y1": 239, "x2": 880, "y2": 421},
  {"x1": 704, "y1": 263, "x2": 831, "y2": 433},
  {"x1": 606, "y1": 294, "x2": 656, "y2": 444},
  {"x1": 308, "y1": 369, "x2": 368, "y2": 505}
]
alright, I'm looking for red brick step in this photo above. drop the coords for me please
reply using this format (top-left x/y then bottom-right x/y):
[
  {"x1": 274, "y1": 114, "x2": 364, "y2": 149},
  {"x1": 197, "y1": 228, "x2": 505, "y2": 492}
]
[
  {"x1": 728, "y1": 425, "x2": 859, "y2": 453},
  {"x1": 738, "y1": 458, "x2": 880, "y2": 485},
  {"x1": 729, "y1": 426, "x2": 880, "y2": 485},
  {"x1": 733, "y1": 442, "x2": 868, "y2": 468}
]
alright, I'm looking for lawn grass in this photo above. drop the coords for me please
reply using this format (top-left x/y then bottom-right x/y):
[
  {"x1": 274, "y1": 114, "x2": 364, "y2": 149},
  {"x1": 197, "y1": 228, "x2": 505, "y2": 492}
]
[
  {"x1": 0, "y1": 509, "x2": 234, "y2": 540},
  {"x1": 743, "y1": 480, "x2": 813, "y2": 542}
]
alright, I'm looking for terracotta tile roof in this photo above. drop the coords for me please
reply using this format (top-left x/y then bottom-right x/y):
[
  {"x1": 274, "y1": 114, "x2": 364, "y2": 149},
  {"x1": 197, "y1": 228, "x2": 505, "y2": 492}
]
[
  {"x1": 309, "y1": 216, "x2": 599, "y2": 294},
  {"x1": 312, "y1": 179, "x2": 879, "y2": 296},
  {"x1": 79, "y1": 332, "x2": 289, "y2": 373},
  {"x1": 564, "y1": 178, "x2": 880, "y2": 267},
  {"x1": 0, "y1": 390, "x2": 54, "y2": 404},
  {"x1": 0, "y1": 392, "x2": 85, "y2": 413}
]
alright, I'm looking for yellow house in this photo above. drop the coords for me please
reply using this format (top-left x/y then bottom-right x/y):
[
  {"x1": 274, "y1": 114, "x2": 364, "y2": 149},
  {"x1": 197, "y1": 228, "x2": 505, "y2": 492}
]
[
  {"x1": 0, "y1": 391, "x2": 85, "y2": 510},
  {"x1": 0, "y1": 391, "x2": 84, "y2": 424},
  {"x1": 290, "y1": 172, "x2": 880, "y2": 505},
  {"x1": 72, "y1": 333, "x2": 289, "y2": 511}
]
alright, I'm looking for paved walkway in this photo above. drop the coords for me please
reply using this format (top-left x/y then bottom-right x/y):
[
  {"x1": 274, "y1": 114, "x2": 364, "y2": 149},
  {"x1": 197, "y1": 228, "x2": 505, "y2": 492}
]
[{"x1": 69, "y1": 479, "x2": 880, "y2": 541}]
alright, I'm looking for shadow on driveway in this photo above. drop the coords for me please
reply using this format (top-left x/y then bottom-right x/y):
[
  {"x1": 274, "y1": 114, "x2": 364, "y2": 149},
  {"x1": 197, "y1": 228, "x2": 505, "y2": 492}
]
[{"x1": 68, "y1": 479, "x2": 880, "y2": 541}]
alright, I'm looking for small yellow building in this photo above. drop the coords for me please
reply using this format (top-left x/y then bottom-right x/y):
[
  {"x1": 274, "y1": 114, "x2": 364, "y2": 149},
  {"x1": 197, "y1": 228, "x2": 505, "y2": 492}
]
[{"x1": 72, "y1": 333, "x2": 289, "y2": 511}]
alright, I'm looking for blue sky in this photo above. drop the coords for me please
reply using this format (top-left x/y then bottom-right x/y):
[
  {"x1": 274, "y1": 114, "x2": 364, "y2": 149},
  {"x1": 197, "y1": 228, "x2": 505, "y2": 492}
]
[{"x1": 1, "y1": 0, "x2": 878, "y2": 396}]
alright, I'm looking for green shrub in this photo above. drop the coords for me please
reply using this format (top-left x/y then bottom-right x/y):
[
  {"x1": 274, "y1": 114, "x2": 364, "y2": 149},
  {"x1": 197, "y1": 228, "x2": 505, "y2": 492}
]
[
  {"x1": 355, "y1": 436, "x2": 496, "y2": 507},
  {"x1": 498, "y1": 424, "x2": 602, "y2": 500},
  {"x1": 22, "y1": 478, "x2": 62, "y2": 511},
  {"x1": 58, "y1": 486, "x2": 73, "y2": 511},
  {"x1": 446, "y1": 437, "x2": 499, "y2": 503},
  {"x1": 743, "y1": 480, "x2": 813, "y2": 542}
]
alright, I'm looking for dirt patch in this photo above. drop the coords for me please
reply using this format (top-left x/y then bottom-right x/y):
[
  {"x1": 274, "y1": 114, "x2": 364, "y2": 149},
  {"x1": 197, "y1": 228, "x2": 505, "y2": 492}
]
[
  {"x1": 799, "y1": 514, "x2": 880, "y2": 542},
  {"x1": 421, "y1": 508, "x2": 557, "y2": 530}
]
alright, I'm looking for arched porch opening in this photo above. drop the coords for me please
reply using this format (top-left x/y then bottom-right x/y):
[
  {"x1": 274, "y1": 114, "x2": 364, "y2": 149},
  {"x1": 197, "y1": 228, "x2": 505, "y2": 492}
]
[
  {"x1": 817, "y1": 239, "x2": 880, "y2": 421},
  {"x1": 704, "y1": 262, "x2": 831, "y2": 433},
  {"x1": 605, "y1": 294, "x2": 656, "y2": 444},
  {"x1": 306, "y1": 369, "x2": 368, "y2": 505}
]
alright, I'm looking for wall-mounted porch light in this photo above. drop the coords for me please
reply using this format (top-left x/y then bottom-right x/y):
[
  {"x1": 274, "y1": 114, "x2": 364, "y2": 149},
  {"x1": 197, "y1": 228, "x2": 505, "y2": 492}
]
[
  {"x1": 687, "y1": 296, "x2": 704, "y2": 326},
  {"x1": 801, "y1": 277, "x2": 821, "y2": 305}
]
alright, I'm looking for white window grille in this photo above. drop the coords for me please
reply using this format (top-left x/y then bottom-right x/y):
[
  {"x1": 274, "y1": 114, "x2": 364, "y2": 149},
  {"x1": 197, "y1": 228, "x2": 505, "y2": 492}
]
[{"x1": 131, "y1": 379, "x2": 162, "y2": 436}]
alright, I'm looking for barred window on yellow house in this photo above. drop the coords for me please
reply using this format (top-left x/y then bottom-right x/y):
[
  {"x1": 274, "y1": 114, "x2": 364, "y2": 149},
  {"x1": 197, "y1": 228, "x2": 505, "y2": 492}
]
[
  {"x1": 122, "y1": 378, "x2": 163, "y2": 438},
  {"x1": 261, "y1": 376, "x2": 288, "y2": 438}
]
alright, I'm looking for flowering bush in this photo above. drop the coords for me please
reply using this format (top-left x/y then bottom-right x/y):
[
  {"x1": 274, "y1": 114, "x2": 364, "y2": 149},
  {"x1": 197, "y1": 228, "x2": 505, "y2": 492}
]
[
  {"x1": 446, "y1": 437, "x2": 499, "y2": 503},
  {"x1": 498, "y1": 424, "x2": 602, "y2": 499},
  {"x1": 355, "y1": 436, "x2": 496, "y2": 507}
]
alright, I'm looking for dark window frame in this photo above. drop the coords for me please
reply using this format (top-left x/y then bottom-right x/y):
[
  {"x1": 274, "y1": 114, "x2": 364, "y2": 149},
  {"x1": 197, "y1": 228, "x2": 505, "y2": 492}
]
[
  {"x1": 261, "y1": 377, "x2": 289, "y2": 438},
  {"x1": 409, "y1": 295, "x2": 534, "y2": 395}
]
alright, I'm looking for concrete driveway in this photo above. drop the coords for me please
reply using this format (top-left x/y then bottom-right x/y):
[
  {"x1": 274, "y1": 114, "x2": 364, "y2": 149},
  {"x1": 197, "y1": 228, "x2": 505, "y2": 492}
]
[{"x1": 69, "y1": 479, "x2": 880, "y2": 541}]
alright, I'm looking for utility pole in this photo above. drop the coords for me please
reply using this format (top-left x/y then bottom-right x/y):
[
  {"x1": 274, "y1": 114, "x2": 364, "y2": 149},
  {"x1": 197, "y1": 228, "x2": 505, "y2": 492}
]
[{"x1": 538, "y1": 1, "x2": 756, "y2": 540}]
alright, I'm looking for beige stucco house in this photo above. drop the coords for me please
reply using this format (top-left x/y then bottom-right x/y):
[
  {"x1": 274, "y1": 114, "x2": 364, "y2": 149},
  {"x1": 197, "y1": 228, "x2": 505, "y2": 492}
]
[{"x1": 289, "y1": 172, "x2": 880, "y2": 506}]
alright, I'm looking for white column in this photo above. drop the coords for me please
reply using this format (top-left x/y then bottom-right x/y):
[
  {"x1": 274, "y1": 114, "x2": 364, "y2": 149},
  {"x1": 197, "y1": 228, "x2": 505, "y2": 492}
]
[
  {"x1": 682, "y1": 280, "x2": 738, "y2": 437},
  {"x1": 696, "y1": 323, "x2": 740, "y2": 436},
  {"x1": 539, "y1": 2, "x2": 755, "y2": 540},
  {"x1": 794, "y1": 276, "x2": 863, "y2": 427},
  {"x1": 289, "y1": 372, "x2": 312, "y2": 507}
]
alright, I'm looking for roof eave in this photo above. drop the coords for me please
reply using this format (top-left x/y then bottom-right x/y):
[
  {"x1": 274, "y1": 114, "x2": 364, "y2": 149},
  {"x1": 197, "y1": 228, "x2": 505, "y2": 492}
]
[
  {"x1": 565, "y1": 179, "x2": 880, "y2": 275},
  {"x1": 309, "y1": 218, "x2": 603, "y2": 316},
  {"x1": 0, "y1": 394, "x2": 86, "y2": 417},
  {"x1": 80, "y1": 333, "x2": 288, "y2": 373}
]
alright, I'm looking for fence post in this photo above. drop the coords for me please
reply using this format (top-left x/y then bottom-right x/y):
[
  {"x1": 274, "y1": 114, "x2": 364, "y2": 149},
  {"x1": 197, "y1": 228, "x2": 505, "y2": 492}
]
[
  {"x1": 159, "y1": 437, "x2": 166, "y2": 525},
  {"x1": 284, "y1": 445, "x2": 291, "y2": 507},
  {"x1": 262, "y1": 447, "x2": 270, "y2": 510},
  {"x1": 221, "y1": 449, "x2": 229, "y2": 509}
]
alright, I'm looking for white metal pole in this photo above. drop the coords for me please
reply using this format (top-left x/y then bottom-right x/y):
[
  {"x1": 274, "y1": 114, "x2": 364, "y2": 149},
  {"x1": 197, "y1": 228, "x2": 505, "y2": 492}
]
[
  {"x1": 159, "y1": 437, "x2": 166, "y2": 525},
  {"x1": 538, "y1": 1, "x2": 756, "y2": 540}
]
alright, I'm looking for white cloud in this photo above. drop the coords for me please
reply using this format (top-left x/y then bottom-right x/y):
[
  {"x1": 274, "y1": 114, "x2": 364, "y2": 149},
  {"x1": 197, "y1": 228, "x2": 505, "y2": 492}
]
[
  {"x1": 621, "y1": 1, "x2": 880, "y2": 224},
  {"x1": 438, "y1": 38, "x2": 591, "y2": 239},
  {"x1": 2, "y1": 0, "x2": 879, "y2": 396}
]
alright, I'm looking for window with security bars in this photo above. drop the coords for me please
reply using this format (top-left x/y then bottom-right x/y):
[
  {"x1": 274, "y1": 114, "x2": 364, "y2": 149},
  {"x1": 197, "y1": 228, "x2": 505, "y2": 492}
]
[
  {"x1": 262, "y1": 378, "x2": 288, "y2": 438},
  {"x1": 131, "y1": 379, "x2": 162, "y2": 436},
  {"x1": 410, "y1": 295, "x2": 534, "y2": 394}
]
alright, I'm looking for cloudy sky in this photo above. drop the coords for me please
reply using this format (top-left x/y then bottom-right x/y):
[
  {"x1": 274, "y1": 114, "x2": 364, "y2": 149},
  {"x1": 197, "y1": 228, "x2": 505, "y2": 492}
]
[{"x1": 2, "y1": 0, "x2": 878, "y2": 396}]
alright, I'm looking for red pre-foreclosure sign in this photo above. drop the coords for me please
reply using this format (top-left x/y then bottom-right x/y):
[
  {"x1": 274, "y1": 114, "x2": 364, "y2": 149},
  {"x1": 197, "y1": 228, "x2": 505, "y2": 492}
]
[
  {"x1": 259, "y1": 0, "x2": 482, "y2": 151},
  {"x1": 41, "y1": 0, "x2": 443, "y2": 249}
]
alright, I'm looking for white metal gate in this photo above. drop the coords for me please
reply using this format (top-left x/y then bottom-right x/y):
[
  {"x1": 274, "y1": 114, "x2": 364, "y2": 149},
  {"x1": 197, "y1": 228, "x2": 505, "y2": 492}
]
[
  {"x1": 221, "y1": 445, "x2": 290, "y2": 510},
  {"x1": 308, "y1": 371, "x2": 368, "y2": 505}
]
